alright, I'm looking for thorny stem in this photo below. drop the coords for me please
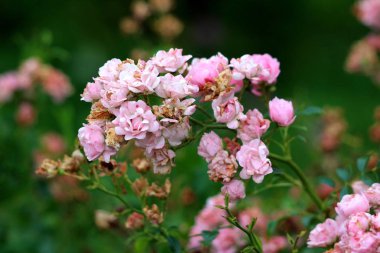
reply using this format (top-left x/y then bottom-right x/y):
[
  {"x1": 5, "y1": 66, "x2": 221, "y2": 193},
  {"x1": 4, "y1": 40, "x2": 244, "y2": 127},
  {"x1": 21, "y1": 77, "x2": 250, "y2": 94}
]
[{"x1": 269, "y1": 153, "x2": 324, "y2": 212}]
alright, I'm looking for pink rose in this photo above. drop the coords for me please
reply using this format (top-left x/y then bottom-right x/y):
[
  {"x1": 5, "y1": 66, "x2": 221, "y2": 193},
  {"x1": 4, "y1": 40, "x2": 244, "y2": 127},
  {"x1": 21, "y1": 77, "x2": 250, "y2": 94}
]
[
  {"x1": 237, "y1": 109, "x2": 270, "y2": 143},
  {"x1": 135, "y1": 131, "x2": 165, "y2": 153},
  {"x1": 145, "y1": 147, "x2": 175, "y2": 174},
  {"x1": 208, "y1": 150, "x2": 238, "y2": 183},
  {"x1": 236, "y1": 139, "x2": 273, "y2": 183},
  {"x1": 307, "y1": 218, "x2": 339, "y2": 247},
  {"x1": 78, "y1": 123, "x2": 105, "y2": 161},
  {"x1": 186, "y1": 53, "x2": 228, "y2": 89},
  {"x1": 230, "y1": 54, "x2": 260, "y2": 81},
  {"x1": 151, "y1": 48, "x2": 191, "y2": 73},
  {"x1": 162, "y1": 119, "x2": 191, "y2": 146},
  {"x1": 365, "y1": 183, "x2": 380, "y2": 206},
  {"x1": 40, "y1": 67, "x2": 73, "y2": 103},
  {"x1": 357, "y1": 0, "x2": 380, "y2": 29},
  {"x1": 155, "y1": 73, "x2": 198, "y2": 99},
  {"x1": 16, "y1": 102, "x2": 36, "y2": 126},
  {"x1": 346, "y1": 232, "x2": 379, "y2": 253},
  {"x1": 198, "y1": 131, "x2": 223, "y2": 162},
  {"x1": 112, "y1": 100, "x2": 160, "y2": 140},
  {"x1": 269, "y1": 97, "x2": 296, "y2": 127},
  {"x1": 212, "y1": 92, "x2": 246, "y2": 129},
  {"x1": 100, "y1": 80, "x2": 129, "y2": 109},
  {"x1": 351, "y1": 180, "x2": 369, "y2": 194},
  {"x1": 221, "y1": 179, "x2": 246, "y2": 200},
  {"x1": 98, "y1": 58, "x2": 122, "y2": 81},
  {"x1": 335, "y1": 194, "x2": 370, "y2": 218},
  {"x1": 81, "y1": 81, "x2": 103, "y2": 102},
  {"x1": 345, "y1": 212, "x2": 372, "y2": 236},
  {"x1": 251, "y1": 54, "x2": 280, "y2": 85}
]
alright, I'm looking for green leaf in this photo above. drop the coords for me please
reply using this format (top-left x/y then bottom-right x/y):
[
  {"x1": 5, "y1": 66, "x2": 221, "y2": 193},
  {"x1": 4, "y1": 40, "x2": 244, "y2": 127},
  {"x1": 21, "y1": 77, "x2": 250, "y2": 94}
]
[
  {"x1": 267, "y1": 220, "x2": 278, "y2": 236},
  {"x1": 201, "y1": 230, "x2": 219, "y2": 247},
  {"x1": 241, "y1": 246, "x2": 256, "y2": 253},
  {"x1": 299, "y1": 106, "x2": 323, "y2": 116},
  {"x1": 357, "y1": 157, "x2": 369, "y2": 173},
  {"x1": 167, "y1": 236, "x2": 181, "y2": 253},
  {"x1": 134, "y1": 237, "x2": 150, "y2": 253},
  {"x1": 336, "y1": 168, "x2": 350, "y2": 181}
]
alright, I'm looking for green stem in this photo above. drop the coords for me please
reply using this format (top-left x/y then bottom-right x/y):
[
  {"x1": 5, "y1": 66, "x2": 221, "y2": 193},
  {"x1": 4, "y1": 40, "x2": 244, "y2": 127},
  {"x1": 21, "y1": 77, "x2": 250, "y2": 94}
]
[
  {"x1": 269, "y1": 153, "x2": 324, "y2": 211},
  {"x1": 197, "y1": 105, "x2": 214, "y2": 119}
]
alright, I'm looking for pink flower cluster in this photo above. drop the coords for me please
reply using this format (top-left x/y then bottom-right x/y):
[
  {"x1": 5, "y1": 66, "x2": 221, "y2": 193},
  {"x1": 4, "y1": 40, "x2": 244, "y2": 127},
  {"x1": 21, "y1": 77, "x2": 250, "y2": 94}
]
[
  {"x1": 308, "y1": 183, "x2": 380, "y2": 252},
  {"x1": 79, "y1": 49, "x2": 198, "y2": 171},
  {"x1": 188, "y1": 195, "x2": 288, "y2": 253},
  {"x1": 0, "y1": 58, "x2": 72, "y2": 103}
]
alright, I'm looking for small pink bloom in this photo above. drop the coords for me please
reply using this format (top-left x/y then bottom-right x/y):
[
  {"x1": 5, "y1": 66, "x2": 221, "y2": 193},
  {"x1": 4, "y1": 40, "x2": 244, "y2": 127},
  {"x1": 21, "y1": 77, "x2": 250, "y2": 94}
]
[
  {"x1": 198, "y1": 131, "x2": 223, "y2": 162},
  {"x1": 98, "y1": 58, "x2": 122, "y2": 81},
  {"x1": 135, "y1": 131, "x2": 165, "y2": 153},
  {"x1": 16, "y1": 102, "x2": 36, "y2": 126},
  {"x1": 307, "y1": 218, "x2": 339, "y2": 247},
  {"x1": 345, "y1": 212, "x2": 372, "y2": 236},
  {"x1": 100, "y1": 80, "x2": 129, "y2": 109},
  {"x1": 208, "y1": 150, "x2": 238, "y2": 182},
  {"x1": 351, "y1": 180, "x2": 369, "y2": 194},
  {"x1": 186, "y1": 53, "x2": 228, "y2": 89},
  {"x1": 112, "y1": 100, "x2": 159, "y2": 141},
  {"x1": 42, "y1": 133, "x2": 66, "y2": 154},
  {"x1": 269, "y1": 97, "x2": 296, "y2": 127},
  {"x1": 78, "y1": 123, "x2": 105, "y2": 161},
  {"x1": 151, "y1": 48, "x2": 191, "y2": 73},
  {"x1": 335, "y1": 194, "x2": 370, "y2": 218},
  {"x1": 237, "y1": 109, "x2": 270, "y2": 143},
  {"x1": 346, "y1": 232, "x2": 379, "y2": 253},
  {"x1": 145, "y1": 147, "x2": 175, "y2": 174},
  {"x1": 156, "y1": 73, "x2": 198, "y2": 99},
  {"x1": 196, "y1": 205, "x2": 226, "y2": 229},
  {"x1": 230, "y1": 54, "x2": 260, "y2": 81},
  {"x1": 251, "y1": 54, "x2": 280, "y2": 85},
  {"x1": 365, "y1": 183, "x2": 380, "y2": 206},
  {"x1": 162, "y1": 119, "x2": 191, "y2": 146},
  {"x1": 212, "y1": 92, "x2": 246, "y2": 129},
  {"x1": 236, "y1": 139, "x2": 272, "y2": 183},
  {"x1": 357, "y1": 0, "x2": 380, "y2": 29},
  {"x1": 81, "y1": 81, "x2": 103, "y2": 102},
  {"x1": 221, "y1": 179, "x2": 246, "y2": 200}
]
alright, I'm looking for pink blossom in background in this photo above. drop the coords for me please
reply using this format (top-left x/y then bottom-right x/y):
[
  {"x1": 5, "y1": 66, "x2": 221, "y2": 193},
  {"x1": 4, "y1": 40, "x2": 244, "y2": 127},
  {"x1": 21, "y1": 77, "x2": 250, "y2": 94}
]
[
  {"x1": 40, "y1": 67, "x2": 73, "y2": 103},
  {"x1": 0, "y1": 72, "x2": 20, "y2": 102},
  {"x1": 212, "y1": 92, "x2": 246, "y2": 129},
  {"x1": 112, "y1": 100, "x2": 160, "y2": 140},
  {"x1": 357, "y1": 0, "x2": 380, "y2": 29},
  {"x1": 151, "y1": 48, "x2": 191, "y2": 73},
  {"x1": 81, "y1": 81, "x2": 103, "y2": 102},
  {"x1": 238, "y1": 207, "x2": 267, "y2": 233},
  {"x1": 335, "y1": 194, "x2": 370, "y2": 218},
  {"x1": 221, "y1": 179, "x2": 246, "y2": 200},
  {"x1": 262, "y1": 236, "x2": 288, "y2": 253},
  {"x1": 186, "y1": 53, "x2": 228, "y2": 90},
  {"x1": 237, "y1": 109, "x2": 270, "y2": 143},
  {"x1": 198, "y1": 131, "x2": 223, "y2": 162},
  {"x1": 78, "y1": 124, "x2": 106, "y2": 161},
  {"x1": 98, "y1": 58, "x2": 122, "y2": 81},
  {"x1": 156, "y1": 73, "x2": 198, "y2": 99},
  {"x1": 236, "y1": 139, "x2": 272, "y2": 183},
  {"x1": 269, "y1": 97, "x2": 295, "y2": 127},
  {"x1": 16, "y1": 102, "x2": 36, "y2": 126},
  {"x1": 211, "y1": 227, "x2": 244, "y2": 253},
  {"x1": 42, "y1": 133, "x2": 66, "y2": 154},
  {"x1": 307, "y1": 218, "x2": 339, "y2": 247}
]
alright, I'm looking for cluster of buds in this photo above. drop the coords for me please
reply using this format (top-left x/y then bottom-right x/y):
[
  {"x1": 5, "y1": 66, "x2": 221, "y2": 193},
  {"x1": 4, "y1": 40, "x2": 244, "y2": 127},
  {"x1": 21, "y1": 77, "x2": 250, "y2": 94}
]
[
  {"x1": 308, "y1": 183, "x2": 380, "y2": 252},
  {"x1": 188, "y1": 195, "x2": 288, "y2": 253},
  {"x1": 0, "y1": 58, "x2": 72, "y2": 104},
  {"x1": 120, "y1": 0, "x2": 183, "y2": 41}
]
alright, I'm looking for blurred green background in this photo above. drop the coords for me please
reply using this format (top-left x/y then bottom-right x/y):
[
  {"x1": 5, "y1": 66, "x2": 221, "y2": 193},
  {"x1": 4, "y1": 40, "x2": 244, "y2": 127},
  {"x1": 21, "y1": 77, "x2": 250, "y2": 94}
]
[{"x1": 0, "y1": 0, "x2": 379, "y2": 252}]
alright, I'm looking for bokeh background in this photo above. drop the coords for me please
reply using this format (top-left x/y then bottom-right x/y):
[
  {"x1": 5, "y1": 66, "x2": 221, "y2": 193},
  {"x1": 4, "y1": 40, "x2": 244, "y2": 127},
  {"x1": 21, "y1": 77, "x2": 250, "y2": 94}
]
[{"x1": 0, "y1": 0, "x2": 378, "y2": 252}]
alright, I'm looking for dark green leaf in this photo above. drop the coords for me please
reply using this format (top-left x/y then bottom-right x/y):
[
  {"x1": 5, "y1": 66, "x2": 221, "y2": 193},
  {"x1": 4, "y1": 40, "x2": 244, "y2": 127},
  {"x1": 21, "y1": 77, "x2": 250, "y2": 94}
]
[
  {"x1": 357, "y1": 157, "x2": 369, "y2": 173},
  {"x1": 299, "y1": 106, "x2": 323, "y2": 116},
  {"x1": 167, "y1": 236, "x2": 181, "y2": 253},
  {"x1": 336, "y1": 168, "x2": 350, "y2": 181},
  {"x1": 318, "y1": 177, "x2": 335, "y2": 187},
  {"x1": 201, "y1": 230, "x2": 219, "y2": 247}
]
